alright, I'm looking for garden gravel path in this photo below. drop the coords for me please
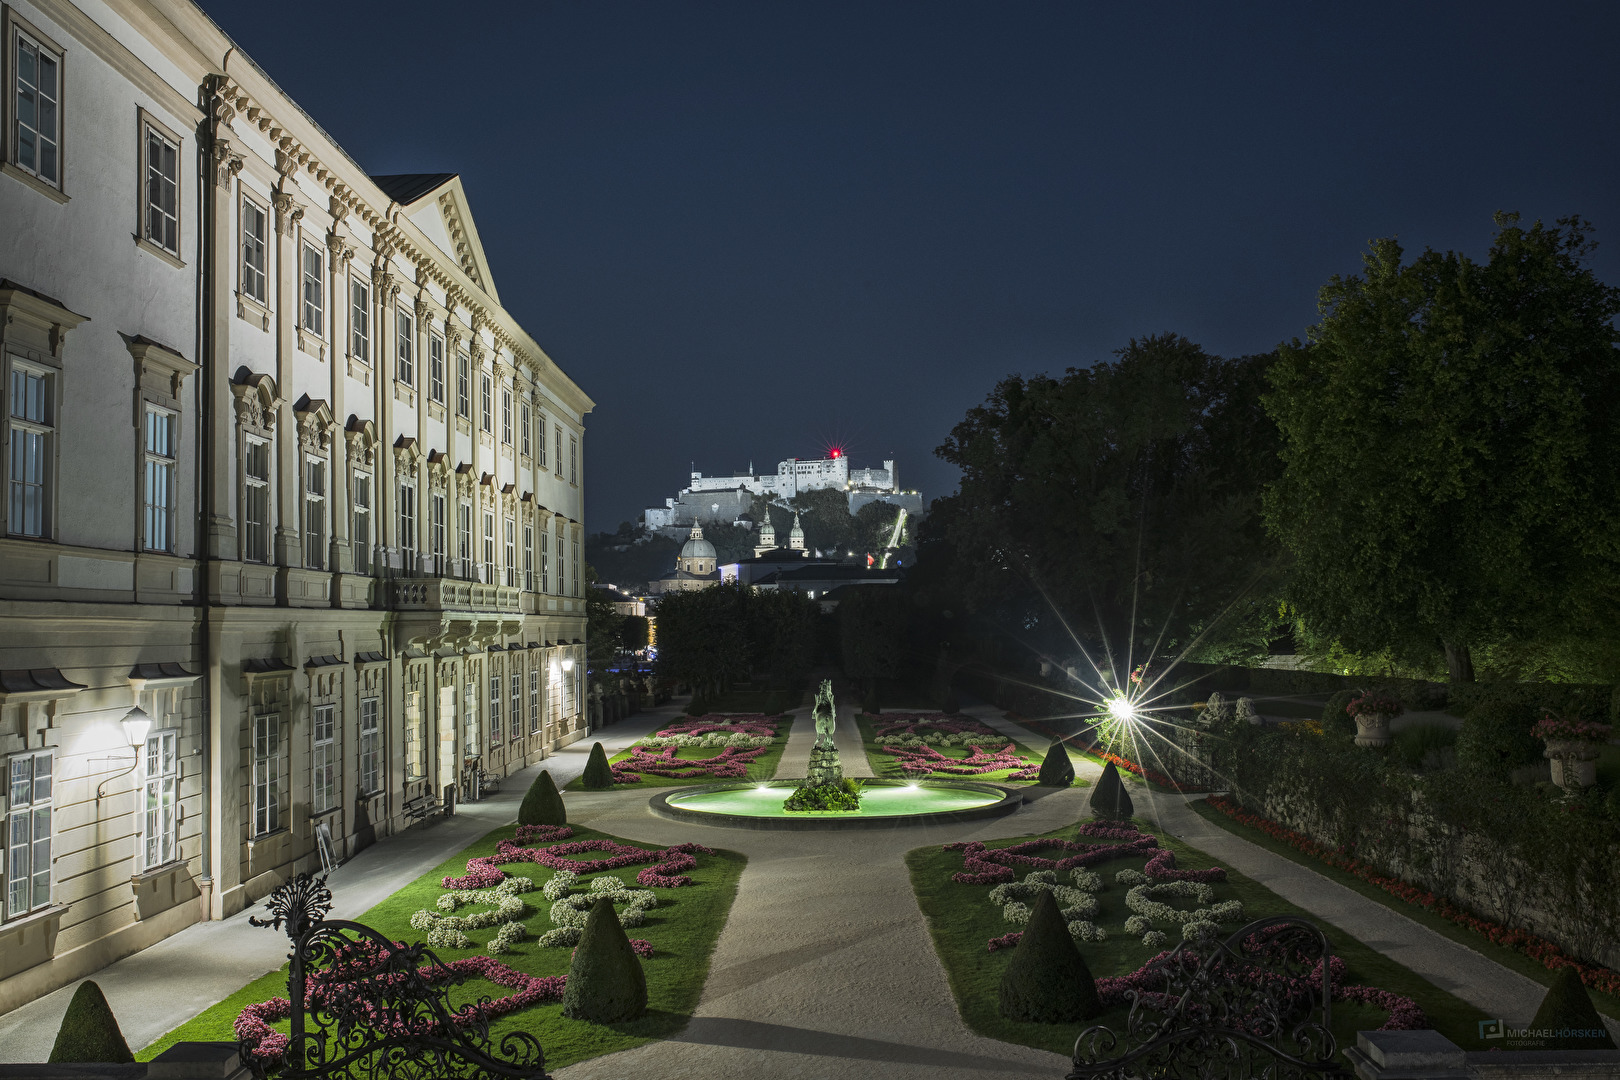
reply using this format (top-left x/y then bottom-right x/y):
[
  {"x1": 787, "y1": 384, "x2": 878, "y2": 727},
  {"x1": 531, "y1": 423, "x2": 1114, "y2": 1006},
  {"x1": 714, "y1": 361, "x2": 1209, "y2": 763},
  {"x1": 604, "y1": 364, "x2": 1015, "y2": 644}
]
[
  {"x1": 1135, "y1": 788, "x2": 1620, "y2": 1035},
  {"x1": 554, "y1": 782, "x2": 1085, "y2": 1080},
  {"x1": 0, "y1": 704, "x2": 683, "y2": 1063}
]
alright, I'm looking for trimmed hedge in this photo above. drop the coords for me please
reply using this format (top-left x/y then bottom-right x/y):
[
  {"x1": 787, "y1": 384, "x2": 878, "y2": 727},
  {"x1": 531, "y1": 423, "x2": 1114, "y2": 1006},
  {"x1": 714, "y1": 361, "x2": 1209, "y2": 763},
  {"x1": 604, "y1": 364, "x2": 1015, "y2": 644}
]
[
  {"x1": 48, "y1": 981, "x2": 132, "y2": 1064},
  {"x1": 561, "y1": 897, "x2": 648, "y2": 1023},
  {"x1": 1035, "y1": 740, "x2": 1075, "y2": 787},
  {"x1": 582, "y1": 743, "x2": 614, "y2": 790},
  {"x1": 998, "y1": 889, "x2": 1101, "y2": 1023},
  {"x1": 518, "y1": 770, "x2": 567, "y2": 826},
  {"x1": 1528, "y1": 966, "x2": 1617, "y2": 1049},
  {"x1": 1089, "y1": 761, "x2": 1134, "y2": 818},
  {"x1": 1454, "y1": 698, "x2": 1542, "y2": 779}
]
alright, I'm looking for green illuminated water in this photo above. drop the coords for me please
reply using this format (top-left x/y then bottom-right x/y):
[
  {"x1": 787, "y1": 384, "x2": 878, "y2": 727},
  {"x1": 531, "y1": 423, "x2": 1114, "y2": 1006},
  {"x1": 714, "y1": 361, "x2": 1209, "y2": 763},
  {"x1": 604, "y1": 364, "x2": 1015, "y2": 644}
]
[{"x1": 665, "y1": 783, "x2": 1001, "y2": 818}]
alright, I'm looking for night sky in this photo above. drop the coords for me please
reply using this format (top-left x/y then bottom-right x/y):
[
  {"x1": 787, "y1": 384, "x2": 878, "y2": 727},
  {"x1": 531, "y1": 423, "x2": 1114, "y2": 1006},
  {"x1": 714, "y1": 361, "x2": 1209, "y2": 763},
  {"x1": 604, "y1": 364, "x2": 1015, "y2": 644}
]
[{"x1": 198, "y1": 1, "x2": 1620, "y2": 531}]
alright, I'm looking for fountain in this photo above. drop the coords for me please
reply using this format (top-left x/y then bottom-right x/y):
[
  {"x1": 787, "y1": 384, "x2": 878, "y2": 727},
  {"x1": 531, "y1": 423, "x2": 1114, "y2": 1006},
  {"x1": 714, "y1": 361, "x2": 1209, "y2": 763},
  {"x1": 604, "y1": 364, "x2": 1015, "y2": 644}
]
[{"x1": 650, "y1": 679, "x2": 1022, "y2": 830}]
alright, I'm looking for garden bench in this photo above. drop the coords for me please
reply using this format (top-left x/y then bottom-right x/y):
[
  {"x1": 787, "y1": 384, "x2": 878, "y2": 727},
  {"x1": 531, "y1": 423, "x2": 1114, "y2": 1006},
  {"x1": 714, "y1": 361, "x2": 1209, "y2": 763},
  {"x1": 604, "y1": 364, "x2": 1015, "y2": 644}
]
[{"x1": 403, "y1": 792, "x2": 440, "y2": 826}]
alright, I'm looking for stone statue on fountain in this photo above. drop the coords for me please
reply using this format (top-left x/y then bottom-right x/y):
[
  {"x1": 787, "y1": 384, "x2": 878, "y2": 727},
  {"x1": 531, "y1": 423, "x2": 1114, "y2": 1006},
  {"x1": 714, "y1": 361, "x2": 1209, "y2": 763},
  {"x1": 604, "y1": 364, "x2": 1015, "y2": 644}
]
[{"x1": 785, "y1": 678, "x2": 861, "y2": 811}]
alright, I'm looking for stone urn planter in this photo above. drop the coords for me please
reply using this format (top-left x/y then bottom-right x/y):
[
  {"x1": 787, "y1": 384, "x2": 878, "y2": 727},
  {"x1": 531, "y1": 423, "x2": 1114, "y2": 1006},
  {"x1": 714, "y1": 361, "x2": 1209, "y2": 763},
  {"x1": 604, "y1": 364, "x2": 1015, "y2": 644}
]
[
  {"x1": 1532, "y1": 715, "x2": 1611, "y2": 792},
  {"x1": 1542, "y1": 739, "x2": 1601, "y2": 790},
  {"x1": 1353, "y1": 713, "x2": 1394, "y2": 748},
  {"x1": 1347, "y1": 692, "x2": 1404, "y2": 749}
]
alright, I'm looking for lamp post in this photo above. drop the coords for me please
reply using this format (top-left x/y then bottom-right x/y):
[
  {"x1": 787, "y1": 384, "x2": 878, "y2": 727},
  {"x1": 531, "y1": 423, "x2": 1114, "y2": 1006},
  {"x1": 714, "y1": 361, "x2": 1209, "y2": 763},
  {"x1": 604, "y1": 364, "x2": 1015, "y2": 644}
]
[{"x1": 95, "y1": 706, "x2": 154, "y2": 804}]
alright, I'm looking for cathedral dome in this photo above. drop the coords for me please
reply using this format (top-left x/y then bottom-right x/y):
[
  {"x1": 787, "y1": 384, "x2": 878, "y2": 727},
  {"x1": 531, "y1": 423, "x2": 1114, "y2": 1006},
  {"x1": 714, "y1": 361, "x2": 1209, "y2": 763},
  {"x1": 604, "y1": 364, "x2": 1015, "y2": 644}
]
[{"x1": 680, "y1": 523, "x2": 717, "y2": 562}]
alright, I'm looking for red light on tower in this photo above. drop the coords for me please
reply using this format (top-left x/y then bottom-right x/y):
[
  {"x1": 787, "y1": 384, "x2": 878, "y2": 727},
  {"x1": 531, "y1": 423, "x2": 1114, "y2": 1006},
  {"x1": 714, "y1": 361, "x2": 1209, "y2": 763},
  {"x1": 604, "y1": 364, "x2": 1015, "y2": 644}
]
[{"x1": 829, "y1": 446, "x2": 842, "y2": 460}]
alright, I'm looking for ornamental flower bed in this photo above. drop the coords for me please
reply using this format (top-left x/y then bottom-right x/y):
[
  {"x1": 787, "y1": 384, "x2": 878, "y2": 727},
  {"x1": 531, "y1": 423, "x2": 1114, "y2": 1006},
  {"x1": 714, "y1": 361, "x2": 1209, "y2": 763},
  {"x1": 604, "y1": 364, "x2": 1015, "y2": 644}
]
[
  {"x1": 1346, "y1": 693, "x2": 1405, "y2": 719},
  {"x1": 442, "y1": 825, "x2": 713, "y2": 890},
  {"x1": 1205, "y1": 795, "x2": 1620, "y2": 998},
  {"x1": 880, "y1": 742, "x2": 1038, "y2": 781},
  {"x1": 609, "y1": 744, "x2": 771, "y2": 784},
  {"x1": 1531, "y1": 714, "x2": 1613, "y2": 742},
  {"x1": 871, "y1": 713, "x2": 1001, "y2": 740},
  {"x1": 236, "y1": 944, "x2": 570, "y2": 1064},
  {"x1": 655, "y1": 714, "x2": 782, "y2": 738}
]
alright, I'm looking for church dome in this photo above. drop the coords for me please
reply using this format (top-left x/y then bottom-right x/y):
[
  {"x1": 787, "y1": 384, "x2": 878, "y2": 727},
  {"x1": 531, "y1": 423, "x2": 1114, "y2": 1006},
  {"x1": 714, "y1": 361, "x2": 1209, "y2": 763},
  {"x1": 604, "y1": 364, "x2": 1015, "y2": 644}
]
[{"x1": 681, "y1": 523, "x2": 717, "y2": 562}]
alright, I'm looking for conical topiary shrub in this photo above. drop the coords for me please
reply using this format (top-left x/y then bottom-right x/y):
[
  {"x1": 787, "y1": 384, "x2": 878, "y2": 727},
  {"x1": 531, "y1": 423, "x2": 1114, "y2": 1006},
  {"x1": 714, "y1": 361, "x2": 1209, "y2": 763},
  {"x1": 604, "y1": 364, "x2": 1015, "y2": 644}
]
[
  {"x1": 518, "y1": 769, "x2": 567, "y2": 826},
  {"x1": 1090, "y1": 761, "x2": 1134, "y2": 818},
  {"x1": 1528, "y1": 966, "x2": 1617, "y2": 1049},
  {"x1": 1036, "y1": 740, "x2": 1075, "y2": 787},
  {"x1": 582, "y1": 742, "x2": 614, "y2": 790},
  {"x1": 561, "y1": 897, "x2": 648, "y2": 1023},
  {"x1": 940, "y1": 691, "x2": 961, "y2": 714},
  {"x1": 998, "y1": 889, "x2": 1102, "y2": 1023},
  {"x1": 48, "y1": 980, "x2": 133, "y2": 1064}
]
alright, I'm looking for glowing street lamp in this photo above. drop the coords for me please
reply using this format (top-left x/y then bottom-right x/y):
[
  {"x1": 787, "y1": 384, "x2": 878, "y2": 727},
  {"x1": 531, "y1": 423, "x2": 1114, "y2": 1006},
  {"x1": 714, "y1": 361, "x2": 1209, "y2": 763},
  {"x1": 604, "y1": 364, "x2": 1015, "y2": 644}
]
[{"x1": 1106, "y1": 696, "x2": 1136, "y2": 722}]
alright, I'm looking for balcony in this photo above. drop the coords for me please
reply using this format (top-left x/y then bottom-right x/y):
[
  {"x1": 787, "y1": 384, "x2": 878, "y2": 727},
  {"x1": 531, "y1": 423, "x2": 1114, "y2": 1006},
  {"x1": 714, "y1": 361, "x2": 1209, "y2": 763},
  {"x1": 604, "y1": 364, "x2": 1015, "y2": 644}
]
[{"x1": 389, "y1": 575, "x2": 523, "y2": 651}]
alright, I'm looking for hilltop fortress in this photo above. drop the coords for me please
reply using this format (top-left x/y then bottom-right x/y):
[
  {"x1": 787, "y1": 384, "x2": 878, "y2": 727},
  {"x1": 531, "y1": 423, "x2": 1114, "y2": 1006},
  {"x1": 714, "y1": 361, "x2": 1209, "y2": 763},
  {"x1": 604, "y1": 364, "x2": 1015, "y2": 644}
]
[{"x1": 644, "y1": 451, "x2": 924, "y2": 532}]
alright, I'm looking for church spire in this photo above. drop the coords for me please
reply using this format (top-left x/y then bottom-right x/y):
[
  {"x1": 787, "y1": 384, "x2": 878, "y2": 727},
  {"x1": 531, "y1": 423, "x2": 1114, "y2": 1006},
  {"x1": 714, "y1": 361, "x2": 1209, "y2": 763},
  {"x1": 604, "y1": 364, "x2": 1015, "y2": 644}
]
[{"x1": 789, "y1": 511, "x2": 805, "y2": 552}]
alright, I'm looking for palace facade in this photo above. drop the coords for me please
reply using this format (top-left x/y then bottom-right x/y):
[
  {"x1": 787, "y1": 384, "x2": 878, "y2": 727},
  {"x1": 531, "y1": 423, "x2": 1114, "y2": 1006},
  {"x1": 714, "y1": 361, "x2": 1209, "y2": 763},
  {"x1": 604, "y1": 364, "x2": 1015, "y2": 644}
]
[{"x1": 0, "y1": 0, "x2": 592, "y2": 1012}]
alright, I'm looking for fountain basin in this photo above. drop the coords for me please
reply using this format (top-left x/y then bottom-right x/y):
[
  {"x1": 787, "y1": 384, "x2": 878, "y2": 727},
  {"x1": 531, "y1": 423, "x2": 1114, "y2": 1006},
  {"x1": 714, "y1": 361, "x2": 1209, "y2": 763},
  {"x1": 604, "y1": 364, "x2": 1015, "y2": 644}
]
[{"x1": 650, "y1": 778, "x2": 1022, "y2": 831}]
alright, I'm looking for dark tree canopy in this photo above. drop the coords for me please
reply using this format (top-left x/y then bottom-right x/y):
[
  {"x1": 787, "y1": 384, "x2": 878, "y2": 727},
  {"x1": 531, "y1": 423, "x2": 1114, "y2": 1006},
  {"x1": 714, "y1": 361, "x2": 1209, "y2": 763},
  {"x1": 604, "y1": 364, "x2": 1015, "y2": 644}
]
[
  {"x1": 930, "y1": 333, "x2": 1280, "y2": 663},
  {"x1": 1263, "y1": 214, "x2": 1620, "y2": 681},
  {"x1": 655, "y1": 582, "x2": 818, "y2": 695}
]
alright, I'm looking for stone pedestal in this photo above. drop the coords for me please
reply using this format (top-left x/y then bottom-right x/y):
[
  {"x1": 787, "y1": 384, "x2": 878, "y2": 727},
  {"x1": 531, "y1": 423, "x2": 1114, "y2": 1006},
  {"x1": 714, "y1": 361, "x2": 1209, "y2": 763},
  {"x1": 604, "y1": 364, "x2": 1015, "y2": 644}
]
[
  {"x1": 1354, "y1": 713, "x2": 1393, "y2": 748},
  {"x1": 805, "y1": 743, "x2": 843, "y2": 787}
]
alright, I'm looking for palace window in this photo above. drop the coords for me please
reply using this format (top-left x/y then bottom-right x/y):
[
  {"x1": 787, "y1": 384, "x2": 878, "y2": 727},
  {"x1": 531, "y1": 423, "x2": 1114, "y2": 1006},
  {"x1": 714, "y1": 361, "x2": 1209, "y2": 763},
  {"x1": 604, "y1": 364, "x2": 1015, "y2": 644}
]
[
  {"x1": 540, "y1": 528, "x2": 550, "y2": 593},
  {"x1": 252, "y1": 714, "x2": 282, "y2": 836},
  {"x1": 569, "y1": 436, "x2": 578, "y2": 485},
  {"x1": 359, "y1": 697, "x2": 380, "y2": 794},
  {"x1": 6, "y1": 750, "x2": 52, "y2": 920},
  {"x1": 241, "y1": 197, "x2": 268, "y2": 304},
  {"x1": 429, "y1": 333, "x2": 445, "y2": 403},
  {"x1": 479, "y1": 373, "x2": 492, "y2": 434},
  {"x1": 462, "y1": 681, "x2": 478, "y2": 756},
  {"x1": 398, "y1": 481, "x2": 417, "y2": 571},
  {"x1": 510, "y1": 672, "x2": 521, "y2": 744},
  {"x1": 523, "y1": 522, "x2": 534, "y2": 592},
  {"x1": 141, "y1": 731, "x2": 177, "y2": 870},
  {"x1": 311, "y1": 705, "x2": 336, "y2": 815},
  {"x1": 520, "y1": 402, "x2": 531, "y2": 457},
  {"x1": 243, "y1": 436, "x2": 271, "y2": 563},
  {"x1": 555, "y1": 521, "x2": 565, "y2": 595},
  {"x1": 350, "y1": 279, "x2": 370, "y2": 364},
  {"x1": 554, "y1": 425, "x2": 562, "y2": 476},
  {"x1": 503, "y1": 515, "x2": 516, "y2": 587},
  {"x1": 482, "y1": 509, "x2": 495, "y2": 583},
  {"x1": 141, "y1": 119, "x2": 180, "y2": 255},
  {"x1": 143, "y1": 407, "x2": 175, "y2": 552},
  {"x1": 529, "y1": 669, "x2": 541, "y2": 734},
  {"x1": 301, "y1": 243, "x2": 324, "y2": 334},
  {"x1": 457, "y1": 500, "x2": 472, "y2": 575},
  {"x1": 501, "y1": 388, "x2": 512, "y2": 445},
  {"x1": 404, "y1": 691, "x2": 425, "y2": 780},
  {"x1": 489, "y1": 674, "x2": 502, "y2": 746},
  {"x1": 572, "y1": 537, "x2": 580, "y2": 596},
  {"x1": 352, "y1": 471, "x2": 372, "y2": 575},
  {"x1": 396, "y1": 310, "x2": 415, "y2": 387},
  {"x1": 11, "y1": 27, "x2": 61, "y2": 187},
  {"x1": 7, "y1": 362, "x2": 53, "y2": 538},
  {"x1": 455, "y1": 351, "x2": 470, "y2": 419},
  {"x1": 537, "y1": 413, "x2": 547, "y2": 469},
  {"x1": 430, "y1": 492, "x2": 447, "y2": 574},
  {"x1": 304, "y1": 456, "x2": 326, "y2": 570}
]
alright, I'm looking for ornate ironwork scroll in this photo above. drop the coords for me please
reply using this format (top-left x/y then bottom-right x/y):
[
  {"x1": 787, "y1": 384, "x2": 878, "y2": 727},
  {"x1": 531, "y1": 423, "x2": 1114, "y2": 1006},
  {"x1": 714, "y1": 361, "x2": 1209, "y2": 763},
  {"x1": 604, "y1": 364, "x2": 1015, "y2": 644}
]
[
  {"x1": 243, "y1": 871, "x2": 550, "y2": 1080},
  {"x1": 1068, "y1": 916, "x2": 1351, "y2": 1080}
]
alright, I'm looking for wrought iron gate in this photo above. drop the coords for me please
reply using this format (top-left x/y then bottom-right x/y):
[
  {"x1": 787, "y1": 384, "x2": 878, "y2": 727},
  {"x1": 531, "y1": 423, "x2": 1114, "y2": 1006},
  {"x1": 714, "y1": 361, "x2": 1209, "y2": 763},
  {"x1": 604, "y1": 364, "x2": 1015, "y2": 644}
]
[
  {"x1": 242, "y1": 872, "x2": 550, "y2": 1080},
  {"x1": 1068, "y1": 916, "x2": 1352, "y2": 1080}
]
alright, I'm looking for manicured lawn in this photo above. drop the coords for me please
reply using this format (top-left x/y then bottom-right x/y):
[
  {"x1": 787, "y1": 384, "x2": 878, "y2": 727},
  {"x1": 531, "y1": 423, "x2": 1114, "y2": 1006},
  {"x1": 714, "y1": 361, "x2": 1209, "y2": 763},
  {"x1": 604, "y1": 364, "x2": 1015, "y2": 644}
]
[
  {"x1": 1187, "y1": 797, "x2": 1620, "y2": 1022},
  {"x1": 857, "y1": 713, "x2": 1055, "y2": 784},
  {"x1": 906, "y1": 819, "x2": 1490, "y2": 1064},
  {"x1": 565, "y1": 718, "x2": 791, "y2": 791},
  {"x1": 138, "y1": 823, "x2": 746, "y2": 1070}
]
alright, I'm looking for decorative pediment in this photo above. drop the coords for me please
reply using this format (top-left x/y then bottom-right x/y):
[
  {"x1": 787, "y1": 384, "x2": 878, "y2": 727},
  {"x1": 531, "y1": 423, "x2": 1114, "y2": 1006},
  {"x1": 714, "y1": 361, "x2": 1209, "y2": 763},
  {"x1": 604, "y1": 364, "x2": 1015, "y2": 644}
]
[
  {"x1": 127, "y1": 335, "x2": 198, "y2": 406},
  {"x1": 454, "y1": 463, "x2": 475, "y2": 498},
  {"x1": 427, "y1": 449, "x2": 450, "y2": 492},
  {"x1": 393, "y1": 434, "x2": 421, "y2": 472},
  {"x1": 294, "y1": 397, "x2": 335, "y2": 454},
  {"x1": 231, "y1": 371, "x2": 281, "y2": 433},
  {"x1": 345, "y1": 416, "x2": 378, "y2": 468},
  {"x1": 0, "y1": 280, "x2": 89, "y2": 361}
]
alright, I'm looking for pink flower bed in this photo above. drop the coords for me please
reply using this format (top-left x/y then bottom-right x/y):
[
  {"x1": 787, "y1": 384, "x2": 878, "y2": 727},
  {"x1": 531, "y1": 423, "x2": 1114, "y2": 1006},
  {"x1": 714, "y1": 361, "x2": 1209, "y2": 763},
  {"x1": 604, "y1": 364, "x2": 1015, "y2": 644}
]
[
  {"x1": 871, "y1": 713, "x2": 998, "y2": 739},
  {"x1": 880, "y1": 742, "x2": 1039, "y2": 781},
  {"x1": 236, "y1": 946, "x2": 573, "y2": 1064},
  {"x1": 655, "y1": 713, "x2": 781, "y2": 738},
  {"x1": 574, "y1": 939, "x2": 655, "y2": 960},
  {"x1": 442, "y1": 826, "x2": 714, "y2": 890},
  {"x1": 609, "y1": 745, "x2": 771, "y2": 784},
  {"x1": 944, "y1": 835, "x2": 1162, "y2": 884},
  {"x1": 988, "y1": 921, "x2": 1425, "y2": 1033}
]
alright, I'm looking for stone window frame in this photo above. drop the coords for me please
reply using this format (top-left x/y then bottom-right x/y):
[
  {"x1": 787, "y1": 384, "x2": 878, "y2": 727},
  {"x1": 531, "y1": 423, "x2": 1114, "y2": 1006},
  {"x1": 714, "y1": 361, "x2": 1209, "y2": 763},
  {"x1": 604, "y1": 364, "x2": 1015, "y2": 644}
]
[
  {"x1": 238, "y1": 188, "x2": 270, "y2": 321},
  {"x1": 138, "y1": 727, "x2": 180, "y2": 873},
  {"x1": 348, "y1": 273, "x2": 371, "y2": 369},
  {"x1": 528, "y1": 666, "x2": 540, "y2": 736},
  {"x1": 461, "y1": 667, "x2": 479, "y2": 759},
  {"x1": 1, "y1": 284, "x2": 83, "y2": 543},
  {"x1": 310, "y1": 702, "x2": 337, "y2": 816},
  {"x1": 251, "y1": 710, "x2": 284, "y2": 838},
  {"x1": 134, "y1": 107, "x2": 183, "y2": 267},
  {"x1": 395, "y1": 306, "x2": 415, "y2": 389},
  {"x1": 487, "y1": 659, "x2": 502, "y2": 748},
  {"x1": 357, "y1": 696, "x2": 381, "y2": 796},
  {"x1": 231, "y1": 374, "x2": 279, "y2": 564},
  {"x1": 427, "y1": 329, "x2": 445, "y2": 406},
  {"x1": 4, "y1": 747, "x2": 53, "y2": 921},
  {"x1": 2, "y1": 9, "x2": 66, "y2": 202},
  {"x1": 128, "y1": 336, "x2": 196, "y2": 555},
  {"x1": 141, "y1": 403, "x2": 177, "y2": 554}
]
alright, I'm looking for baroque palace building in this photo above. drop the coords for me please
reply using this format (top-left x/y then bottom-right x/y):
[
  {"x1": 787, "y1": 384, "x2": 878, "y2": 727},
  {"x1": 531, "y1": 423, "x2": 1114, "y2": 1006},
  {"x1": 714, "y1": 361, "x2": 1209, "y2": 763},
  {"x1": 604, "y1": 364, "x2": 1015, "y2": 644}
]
[{"x1": 0, "y1": 0, "x2": 593, "y2": 1012}]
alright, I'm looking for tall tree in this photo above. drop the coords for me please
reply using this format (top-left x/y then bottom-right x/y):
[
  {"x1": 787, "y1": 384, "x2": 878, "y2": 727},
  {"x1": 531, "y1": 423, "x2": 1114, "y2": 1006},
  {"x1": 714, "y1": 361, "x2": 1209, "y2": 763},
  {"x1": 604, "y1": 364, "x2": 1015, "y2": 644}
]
[
  {"x1": 931, "y1": 334, "x2": 1280, "y2": 663},
  {"x1": 1263, "y1": 215, "x2": 1620, "y2": 682}
]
